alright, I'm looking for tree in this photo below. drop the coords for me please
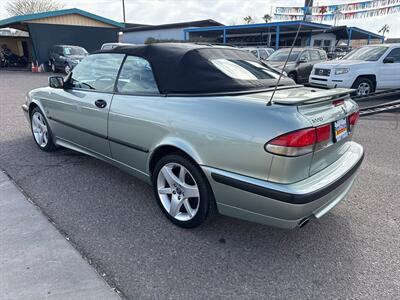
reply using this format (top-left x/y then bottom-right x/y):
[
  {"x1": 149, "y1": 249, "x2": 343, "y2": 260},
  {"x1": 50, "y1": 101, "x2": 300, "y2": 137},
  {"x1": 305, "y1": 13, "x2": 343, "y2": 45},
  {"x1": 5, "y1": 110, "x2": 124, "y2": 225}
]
[
  {"x1": 6, "y1": 0, "x2": 64, "y2": 16},
  {"x1": 319, "y1": 6, "x2": 327, "y2": 23},
  {"x1": 262, "y1": 14, "x2": 272, "y2": 23},
  {"x1": 378, "y1": 24, "x2": 390, "y2": 39},
  {"x1": 243, "y1": 16, "x2": 254, "y2": 24}
]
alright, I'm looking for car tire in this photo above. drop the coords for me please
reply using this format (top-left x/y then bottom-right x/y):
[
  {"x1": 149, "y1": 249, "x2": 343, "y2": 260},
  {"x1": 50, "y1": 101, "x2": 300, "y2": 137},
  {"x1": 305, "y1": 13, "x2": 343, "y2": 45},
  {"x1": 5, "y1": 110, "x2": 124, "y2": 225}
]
[
  {"x1": 30, "y1": 107, "x2": 56, "y2": 152},
  {"x1": 64, "y1": 63, "x2": 71, "y2": 74},
  {"x1": 152, "y1": 153, "x2": 216, "y2": 228},
  {"x1": 352, "y1": 77, "x2": 375, "y2": 96},
  {"x1": 288, "y1": 72, "x2": 297, "y2": 82}
]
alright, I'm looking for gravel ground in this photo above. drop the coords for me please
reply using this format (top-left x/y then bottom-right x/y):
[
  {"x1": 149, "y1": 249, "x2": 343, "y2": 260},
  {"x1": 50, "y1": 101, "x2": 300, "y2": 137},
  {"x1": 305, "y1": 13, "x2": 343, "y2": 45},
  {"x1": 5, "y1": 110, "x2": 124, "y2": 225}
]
[{"x1": 0, "y1": 70, "x2": 399, "y2": 299}]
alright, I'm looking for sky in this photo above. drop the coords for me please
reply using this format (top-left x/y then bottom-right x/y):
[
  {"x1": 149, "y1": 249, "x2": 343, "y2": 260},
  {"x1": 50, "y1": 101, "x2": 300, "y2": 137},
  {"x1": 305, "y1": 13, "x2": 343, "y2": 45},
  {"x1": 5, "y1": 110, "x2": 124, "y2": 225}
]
[{"x1": 0, "y1": 0, "x2": 398, "y2": 37}]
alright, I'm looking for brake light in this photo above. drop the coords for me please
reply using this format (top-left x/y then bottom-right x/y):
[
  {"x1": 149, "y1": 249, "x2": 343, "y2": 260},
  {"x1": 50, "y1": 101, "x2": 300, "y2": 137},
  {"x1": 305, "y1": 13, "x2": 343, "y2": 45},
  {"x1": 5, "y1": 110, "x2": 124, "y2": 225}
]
[
  {"x1": 268, "y1": 128, "x2": 316, "y2": 147},
  {"x1": 265, "y1": 124, "x2": 331, "y2": 157},
  {"x1": 349, "y1": 111, "x2": 359, "y2": 126},
  {"x1": 316, "y1": 124, "x2": 331, "y2": 143}
]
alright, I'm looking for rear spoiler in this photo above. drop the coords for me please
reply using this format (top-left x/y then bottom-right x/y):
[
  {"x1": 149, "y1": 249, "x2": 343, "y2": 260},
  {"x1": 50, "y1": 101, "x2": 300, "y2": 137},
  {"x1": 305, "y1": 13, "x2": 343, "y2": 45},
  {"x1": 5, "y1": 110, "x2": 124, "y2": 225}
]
[{"x1": 271, "y1": 88, "x2": 356, "y2": 105}]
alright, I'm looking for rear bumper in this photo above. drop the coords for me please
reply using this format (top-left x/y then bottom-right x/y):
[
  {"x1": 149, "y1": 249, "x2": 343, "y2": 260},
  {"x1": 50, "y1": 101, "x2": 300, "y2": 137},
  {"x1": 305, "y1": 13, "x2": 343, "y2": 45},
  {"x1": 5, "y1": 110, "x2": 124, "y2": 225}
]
[{"x1": 202, "y1": 141, "x2": 364, "y2": 229}]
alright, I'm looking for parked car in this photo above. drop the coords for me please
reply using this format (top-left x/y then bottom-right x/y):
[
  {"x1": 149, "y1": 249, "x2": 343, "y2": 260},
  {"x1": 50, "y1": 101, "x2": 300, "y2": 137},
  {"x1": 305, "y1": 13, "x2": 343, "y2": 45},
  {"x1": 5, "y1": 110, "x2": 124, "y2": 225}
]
[
  {"x1": 101, "y1": 43, "x2": 134, "y2": 50},
  {"x1": 242, "y1": 47, "x2": 275, "y2": 61},
  {"x1": 309, "y1": 44, "x2": 400, "y2": 96},
  {"x1": 49, "y1": 45, "x2": 88, "y2": 74},
  {"x1": 22, "y1": 43, "x2": 363, "y2": 229},
  {"x1": 327, "y1": 45, "x2": 352, "y2": 60},
  {"x1": 266, "y1": 48, "x2": 328, "y2": 83}
]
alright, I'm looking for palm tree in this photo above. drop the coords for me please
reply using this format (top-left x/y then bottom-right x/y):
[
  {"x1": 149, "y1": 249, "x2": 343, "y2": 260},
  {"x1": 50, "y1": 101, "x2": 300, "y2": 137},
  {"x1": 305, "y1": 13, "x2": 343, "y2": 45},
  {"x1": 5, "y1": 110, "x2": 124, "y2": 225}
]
[
  {"x1": 243, "y1": 16, "x2": 254, "y2": 24},
  {"x1": 262, "y1": 14, "x2": 272, "y2": 23},
  {"x1": 332, "y1": 8, "x2": 342, "y2": 27},
  {"x1": 379, "y1": 24, "x2": 390, "y2": 40},
  {"x1": 319, "y1": 6, "x2": 327, "y2": 23}
]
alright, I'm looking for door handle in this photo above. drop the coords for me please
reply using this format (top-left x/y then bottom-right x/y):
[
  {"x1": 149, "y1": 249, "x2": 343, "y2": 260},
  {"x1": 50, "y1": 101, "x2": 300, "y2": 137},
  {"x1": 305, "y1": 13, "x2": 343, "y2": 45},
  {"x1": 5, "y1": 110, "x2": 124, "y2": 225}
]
[{"x1": 95, "y1": 99, "x2": 107, "y2": 108}]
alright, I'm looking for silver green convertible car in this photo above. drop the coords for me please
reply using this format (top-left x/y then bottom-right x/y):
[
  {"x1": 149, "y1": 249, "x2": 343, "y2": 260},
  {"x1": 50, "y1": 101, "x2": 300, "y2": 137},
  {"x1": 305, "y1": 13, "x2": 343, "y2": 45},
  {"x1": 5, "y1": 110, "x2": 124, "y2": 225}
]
[{"x1": 22, "y1": 43, "x2": 364, "y2": 228}]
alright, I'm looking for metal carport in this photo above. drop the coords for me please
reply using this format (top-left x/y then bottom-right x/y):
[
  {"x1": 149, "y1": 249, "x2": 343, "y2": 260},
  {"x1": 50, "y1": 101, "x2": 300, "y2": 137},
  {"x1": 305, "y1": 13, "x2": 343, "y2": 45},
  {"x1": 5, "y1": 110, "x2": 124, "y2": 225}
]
[
  {"x1": 184, "y1": 21, "x2": 383, "y2": 49},
  {"x1": 0, "y1": 8, "x2": 123, "y2": 67}
]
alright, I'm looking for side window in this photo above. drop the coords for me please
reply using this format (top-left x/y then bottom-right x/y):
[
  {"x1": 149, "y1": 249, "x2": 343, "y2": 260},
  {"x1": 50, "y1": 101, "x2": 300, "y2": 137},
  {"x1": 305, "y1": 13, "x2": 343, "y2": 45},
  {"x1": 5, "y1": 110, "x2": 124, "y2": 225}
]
[
  {"x1": 319, "y1": 50, "x2": 327, "y2": 60},
  {"x1": 259, "y1": 50, "x2": 269, "y2": 59},
  {"x1": 313, "y1": 40, "x2": 322, "y2": 47},
  {"x1": 116, "y1": 56, "x2": 159, "y2": 94},
  {"x1": 250, "y1": 50, "x2": 259, "y2": 59},
  {"x1": 310, "y1": 50, "x2": 321, "y2": 61},
  {"x1": 386, "y1": 48, "x2": 400, "y2": 63},
  {"x1": 299, "y1": 51, "x2": 310, "y2": 61},
  {"x1": 323, "y1": 40, "x2": 331, "y2": 47},
  {"x1": 70, "y1": 53, "x2": 125, "y2": 92}
]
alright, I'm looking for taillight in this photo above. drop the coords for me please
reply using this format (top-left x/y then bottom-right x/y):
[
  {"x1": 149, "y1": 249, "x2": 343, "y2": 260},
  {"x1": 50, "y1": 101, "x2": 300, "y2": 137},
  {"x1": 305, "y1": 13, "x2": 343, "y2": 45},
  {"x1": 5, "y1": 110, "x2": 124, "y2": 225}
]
[
  {"x1": 349, "y1": 111, "x2": 359, "y2": 127},
  {"x1": 316, "y1": 124, "x2": 331, "y2": 143},
  {"x1": 265, "y1": 124, "x2": 331, "y2": 156}
]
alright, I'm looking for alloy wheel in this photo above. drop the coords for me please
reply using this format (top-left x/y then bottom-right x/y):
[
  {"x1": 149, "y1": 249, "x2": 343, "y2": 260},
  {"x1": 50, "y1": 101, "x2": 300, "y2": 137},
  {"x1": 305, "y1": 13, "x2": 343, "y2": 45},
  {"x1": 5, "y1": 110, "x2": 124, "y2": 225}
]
[
  {"x1": 31, "y1": 111, "x2": 48, "y2": 148},
  {"x1": 357, "y1": 82, "x2": 371, "y2": 96},
  {"x1": 157, "y1": 163, "x2": 200, "y2": 221}
]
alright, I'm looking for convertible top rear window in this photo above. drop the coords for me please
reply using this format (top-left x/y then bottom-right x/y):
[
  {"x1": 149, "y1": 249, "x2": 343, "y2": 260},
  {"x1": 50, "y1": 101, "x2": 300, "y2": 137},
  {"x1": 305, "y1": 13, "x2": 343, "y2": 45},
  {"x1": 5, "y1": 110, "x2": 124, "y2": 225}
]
[
  {"x1": 98, "y1": 43, "x2": 294, "y2": 94},
  {"x1": 211, "y1": 59, "x2": 276, "y2": 81}
]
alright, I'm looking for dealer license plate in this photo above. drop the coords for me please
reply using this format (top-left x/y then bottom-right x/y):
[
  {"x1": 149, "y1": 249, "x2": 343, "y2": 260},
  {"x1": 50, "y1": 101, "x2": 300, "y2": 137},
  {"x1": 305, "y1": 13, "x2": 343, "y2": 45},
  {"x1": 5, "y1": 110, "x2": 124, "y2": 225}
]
[{"x1": 334, "y1": 118, "x2": 348, "y2": 142}]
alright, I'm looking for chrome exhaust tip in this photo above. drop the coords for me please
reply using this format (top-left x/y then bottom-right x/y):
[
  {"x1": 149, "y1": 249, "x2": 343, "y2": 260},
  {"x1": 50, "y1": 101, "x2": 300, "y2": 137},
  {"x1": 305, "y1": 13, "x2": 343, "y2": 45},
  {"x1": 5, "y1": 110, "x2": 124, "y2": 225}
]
[{"x1": 298, "y1": 217, "x2": 312, "y2": 228}]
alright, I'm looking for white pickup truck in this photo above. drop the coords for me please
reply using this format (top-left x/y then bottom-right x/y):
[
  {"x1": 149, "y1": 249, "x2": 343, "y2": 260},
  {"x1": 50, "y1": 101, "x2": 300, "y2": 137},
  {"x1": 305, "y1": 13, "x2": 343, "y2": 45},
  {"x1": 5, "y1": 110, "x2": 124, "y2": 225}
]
[{"x1": 309, "y1": 43, "x2": 400, "y2": 95}]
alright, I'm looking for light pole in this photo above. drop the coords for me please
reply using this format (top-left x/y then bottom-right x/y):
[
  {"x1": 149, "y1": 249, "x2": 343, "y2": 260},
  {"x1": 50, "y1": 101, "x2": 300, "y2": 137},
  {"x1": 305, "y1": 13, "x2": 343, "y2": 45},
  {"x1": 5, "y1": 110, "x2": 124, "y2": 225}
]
[
  {"x1": 333, "y1": 8, "x2": 342, "y2": 27},
  {"x1": 304, "y1": 0, "x2": 313, "y2": 22},
  {"x1": 122, "y1": 0, "x2": 126, "y2": 23}
]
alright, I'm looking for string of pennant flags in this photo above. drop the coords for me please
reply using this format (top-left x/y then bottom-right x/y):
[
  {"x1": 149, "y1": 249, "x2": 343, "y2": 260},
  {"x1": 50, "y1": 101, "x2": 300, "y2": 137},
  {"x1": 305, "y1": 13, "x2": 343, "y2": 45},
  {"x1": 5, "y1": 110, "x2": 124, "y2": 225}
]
[{"x1": 274, "y1": 0, "x2": 400, "y2": 21}]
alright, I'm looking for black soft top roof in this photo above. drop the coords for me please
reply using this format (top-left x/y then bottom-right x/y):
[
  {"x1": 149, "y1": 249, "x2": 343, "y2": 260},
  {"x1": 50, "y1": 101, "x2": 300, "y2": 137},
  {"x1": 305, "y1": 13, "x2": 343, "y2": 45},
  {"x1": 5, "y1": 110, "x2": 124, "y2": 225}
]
[{"x1": 99, "y1": 43, "x2": 294, "y2": 94}]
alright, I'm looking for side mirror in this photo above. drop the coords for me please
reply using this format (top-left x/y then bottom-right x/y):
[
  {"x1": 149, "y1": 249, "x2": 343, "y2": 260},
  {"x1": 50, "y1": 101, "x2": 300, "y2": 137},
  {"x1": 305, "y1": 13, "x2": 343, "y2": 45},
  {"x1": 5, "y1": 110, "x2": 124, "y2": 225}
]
[
  {"x1": 298, "y1": 58, "x2": 308, "y2": 63},
  {"x1": 48, "y1": 76, "x2": 64, "y2": 89},
  {"x1": 383, "y1": 57, "x2": 395, "y2": 64}
]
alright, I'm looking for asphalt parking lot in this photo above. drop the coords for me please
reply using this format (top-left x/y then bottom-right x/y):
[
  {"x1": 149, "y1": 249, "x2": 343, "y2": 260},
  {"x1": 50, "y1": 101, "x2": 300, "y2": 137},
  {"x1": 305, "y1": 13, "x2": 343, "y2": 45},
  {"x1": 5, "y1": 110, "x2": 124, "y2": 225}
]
[{"x1": 1, "y1": 70, "x2": 399, "y2": 299}]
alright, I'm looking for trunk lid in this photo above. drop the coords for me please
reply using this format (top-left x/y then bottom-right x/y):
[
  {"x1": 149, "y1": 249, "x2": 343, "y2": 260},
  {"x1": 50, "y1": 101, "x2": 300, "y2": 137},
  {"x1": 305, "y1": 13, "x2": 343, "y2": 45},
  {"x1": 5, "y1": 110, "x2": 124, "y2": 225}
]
[
  {"x1": 251, "y1": 86, "x2": 359, "y2": 182},
  {"x1": 296, "y1": 95, "x2": 358, "y2": 175}
]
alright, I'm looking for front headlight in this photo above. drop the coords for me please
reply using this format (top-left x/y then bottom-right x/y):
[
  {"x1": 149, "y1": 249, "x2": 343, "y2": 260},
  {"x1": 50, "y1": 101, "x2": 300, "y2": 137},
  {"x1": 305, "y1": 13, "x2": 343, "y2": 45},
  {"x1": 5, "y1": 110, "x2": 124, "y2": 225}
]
[{"x1": 335, "y1": 68, "x2": 350, "y2": 75}]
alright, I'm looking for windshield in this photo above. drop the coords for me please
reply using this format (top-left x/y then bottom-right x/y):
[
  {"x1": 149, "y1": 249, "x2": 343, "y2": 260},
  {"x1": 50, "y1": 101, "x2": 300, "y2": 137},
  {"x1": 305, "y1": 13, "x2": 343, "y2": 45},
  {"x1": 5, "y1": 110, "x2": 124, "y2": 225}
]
[
  {"x1": 343, "y1": 46, "x2": 388, "y2": 61},
  {"x1": 63, "y1": 46, "x2": 87, "y2": 56},
  {"x1": 267, "y1": 50, "x2": 301, "y2": 62},
  {"x1": 211, "y1": 59, "x2": 279, "y2": 80}
]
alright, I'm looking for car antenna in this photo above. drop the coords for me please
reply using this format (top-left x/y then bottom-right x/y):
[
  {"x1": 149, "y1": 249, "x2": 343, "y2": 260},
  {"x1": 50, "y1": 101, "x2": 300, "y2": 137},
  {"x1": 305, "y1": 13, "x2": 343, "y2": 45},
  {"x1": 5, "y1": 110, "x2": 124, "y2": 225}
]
[{"x1": 267, "y1": 0, "x2": 312, "y2": 106}]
